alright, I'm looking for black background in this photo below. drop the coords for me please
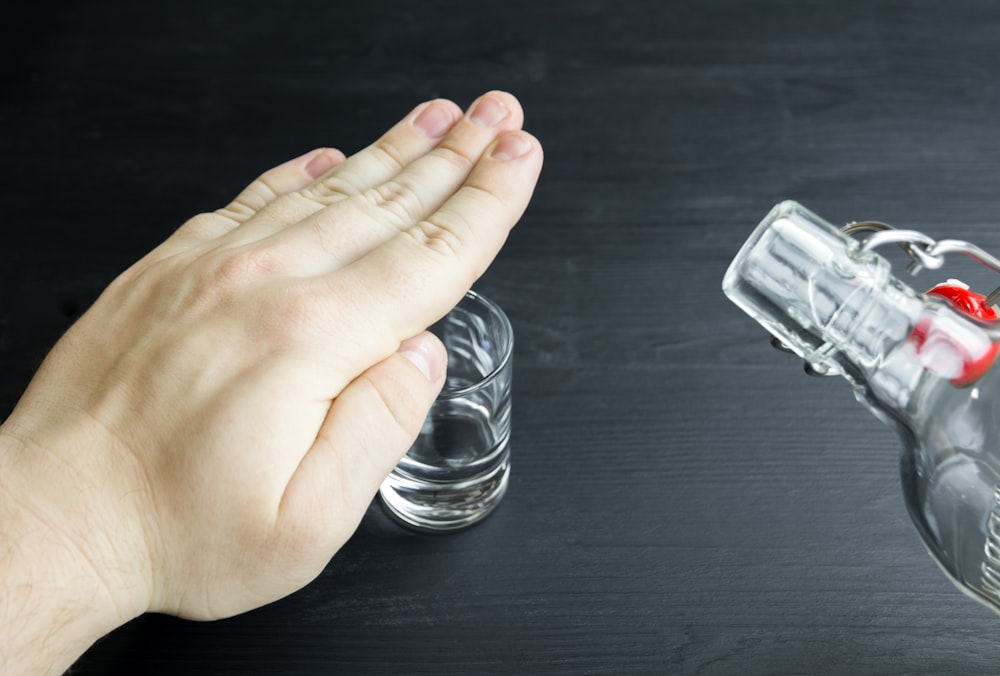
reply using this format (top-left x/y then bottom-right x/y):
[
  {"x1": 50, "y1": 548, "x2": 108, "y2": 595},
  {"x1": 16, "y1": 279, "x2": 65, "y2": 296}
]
[{"x1": 5, "y1": 1, "x2": 1000, "y2": 674}]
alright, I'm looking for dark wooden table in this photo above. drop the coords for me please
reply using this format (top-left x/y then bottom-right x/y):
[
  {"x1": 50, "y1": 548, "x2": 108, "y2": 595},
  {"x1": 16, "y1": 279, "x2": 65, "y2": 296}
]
[{"x1": 6, "y1": 1, "x2": 1000, "y2": 673}]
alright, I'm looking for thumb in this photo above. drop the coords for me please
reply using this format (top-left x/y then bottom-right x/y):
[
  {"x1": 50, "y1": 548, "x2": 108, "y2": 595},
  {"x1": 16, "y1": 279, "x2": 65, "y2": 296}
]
[{"x1": 277, "y1": 331, "x2": 447, "y2": 550}]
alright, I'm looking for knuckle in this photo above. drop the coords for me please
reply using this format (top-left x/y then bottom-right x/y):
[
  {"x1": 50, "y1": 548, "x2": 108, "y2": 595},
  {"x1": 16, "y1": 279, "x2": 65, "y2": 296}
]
[
  {"x1": 214, "y1": 205, "x2": 250, "y2": 223},
  {"x1": 358, "y1": 368, "x2": 426, "y2": 441},
  {"x1": 259, "y1": 191, "x2": 320, "y2": 223},
  {"x1": 181, "y1": 211, "x2": 231, "y2": 237},
  {"x1": 370, "y1": 138, "x2": 407, "y2": 173},
  {"x1": 212, "y1": 246, "x2": 283, "y2": 287},
  {"x1": 217, "y1": 175, "x2": 279, "y2": 222},
  {"x1": 430, "y1": 142, "x2": 476, "y2": 173},
  {"x1": 362, "y1": 179, "x2": 427, "y2": 225},
  {"x1": 252, "y1": 174, "x2": 281, "y2": 203},
  {"x1": 304, "y1": 175, "x2": 357, "y2": 205},
  {"x1": 459, "y1": 181, "x2": 505, "y2": 211},
  {"x1": 233, "y1": 179, "x2": 274, "y2": 214},
  {"x1": 405, "y1": 217, "x2": 466, "y2": 260}
]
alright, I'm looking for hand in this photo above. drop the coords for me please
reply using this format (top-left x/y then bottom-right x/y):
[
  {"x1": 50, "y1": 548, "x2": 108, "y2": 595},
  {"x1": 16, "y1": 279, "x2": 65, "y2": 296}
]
[{"x1": 0, "y1": 91, "x2": 542, "y2": 673}]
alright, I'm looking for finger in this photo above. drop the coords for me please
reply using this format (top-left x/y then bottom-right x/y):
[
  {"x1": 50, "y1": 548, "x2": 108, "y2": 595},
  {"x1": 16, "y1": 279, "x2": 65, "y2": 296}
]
[
  {"x1": 306, "y1": 97, "x2": 467, "y2": 200},
  {"x1": 216, "y1": 147, "x2": 347, "y2": 224},
  {"x1": 275, "y1": 331, "x2": 446, "y2": 551},
  {"x1": 154, "y1": 148, "x2": 347, "y2": 256},
  {"x1": 332, "y1": 129, "x2": 542, "y2": 357},
  {"x1": 222, "y1": 98, "x2": 465, "y2": 247},
  {"x1": 264, "y1": 91, "x2": 527, "y2": 274}
]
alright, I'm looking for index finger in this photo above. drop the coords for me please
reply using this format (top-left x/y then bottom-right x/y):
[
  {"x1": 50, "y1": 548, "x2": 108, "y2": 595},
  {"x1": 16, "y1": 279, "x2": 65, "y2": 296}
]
[{"x1": 335, "y1": 129, "x2": 543, "y2": 347}]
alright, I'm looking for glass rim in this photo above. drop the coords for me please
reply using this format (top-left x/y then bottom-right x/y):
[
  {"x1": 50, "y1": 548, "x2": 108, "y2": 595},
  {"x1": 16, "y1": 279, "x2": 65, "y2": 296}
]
[{"x1": 437, "y1": 290, "x2": 513, "y2": 400}]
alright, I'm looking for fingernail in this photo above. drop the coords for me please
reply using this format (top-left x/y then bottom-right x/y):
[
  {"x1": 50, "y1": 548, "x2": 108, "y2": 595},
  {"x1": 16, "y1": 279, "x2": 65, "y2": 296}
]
[
  {"x1": 490, "y1": 132, "x2": 533, "y2": 160},
  {"x1": 468, "y1": 95, "x2": 509, "y2": 127},
  {"x1": 413, "y1": 101, "x2": 457, "y2": 138},
  {"x1": 398, "y1": 334, "x2": 444, "y2": 382},
  {"x1": 304, "y1": 149, "x2": 339, "y2": 179},
  {"x1": 401, "y1": 349, "x2": 433, "y2": 380}
]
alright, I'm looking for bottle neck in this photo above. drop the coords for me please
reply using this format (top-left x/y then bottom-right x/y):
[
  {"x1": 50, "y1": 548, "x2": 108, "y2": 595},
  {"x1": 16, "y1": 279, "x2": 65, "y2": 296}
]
[
  {"x1": 723, "y1": 201, "x2": 996, "y2": 416},
  {"x1": 723, "y1": 202, "x2": 922, "y2": 372}
]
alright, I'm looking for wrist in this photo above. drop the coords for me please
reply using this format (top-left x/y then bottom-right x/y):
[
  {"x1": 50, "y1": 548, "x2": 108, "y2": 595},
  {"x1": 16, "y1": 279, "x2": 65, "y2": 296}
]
[{"x1": 0, "y1": 423, "x2": 151, "y2": 674}]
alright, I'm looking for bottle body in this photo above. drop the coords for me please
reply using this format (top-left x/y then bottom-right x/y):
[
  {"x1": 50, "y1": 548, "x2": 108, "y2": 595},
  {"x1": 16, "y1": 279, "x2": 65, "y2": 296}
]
[
  {"x1": 724, "y1": 201, "x2": 1000, "y2": 614},
  {"x1": 897, "y1": 363, "x2": 1000, "y2": 608}
]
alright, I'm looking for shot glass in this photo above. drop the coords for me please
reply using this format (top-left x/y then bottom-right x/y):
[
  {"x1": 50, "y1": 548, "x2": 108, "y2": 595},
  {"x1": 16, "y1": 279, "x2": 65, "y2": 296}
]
[{"x1": 379, "y1": 291, "x2": 513, "y2": 532}]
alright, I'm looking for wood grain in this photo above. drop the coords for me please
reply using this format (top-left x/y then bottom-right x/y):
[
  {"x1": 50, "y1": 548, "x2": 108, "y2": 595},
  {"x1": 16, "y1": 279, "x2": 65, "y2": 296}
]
[{"x1": 4, "y1": 0, "x2": 1000, "y2": 673}]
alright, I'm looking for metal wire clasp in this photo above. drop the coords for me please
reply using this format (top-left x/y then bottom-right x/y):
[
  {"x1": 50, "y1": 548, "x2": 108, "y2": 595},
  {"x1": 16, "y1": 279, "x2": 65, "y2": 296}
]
[
  {"x1": 772, "y1": 219, "x2": 1000, "y2": 376},
  {"x1": 843, "y1": 221, "x2": 1000, "y2": 307}
]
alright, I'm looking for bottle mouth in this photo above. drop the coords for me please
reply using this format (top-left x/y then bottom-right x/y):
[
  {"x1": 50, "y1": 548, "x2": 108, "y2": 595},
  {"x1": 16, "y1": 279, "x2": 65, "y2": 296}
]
[{"x1": 725, "y1": 202, "x2": 858, "y2": 353}]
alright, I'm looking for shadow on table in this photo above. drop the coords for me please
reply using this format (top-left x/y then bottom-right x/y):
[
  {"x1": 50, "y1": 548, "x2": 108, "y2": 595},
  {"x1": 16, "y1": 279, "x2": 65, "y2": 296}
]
[{"x1": 71, "y1": 501, "x2": 493, "y2": 675}]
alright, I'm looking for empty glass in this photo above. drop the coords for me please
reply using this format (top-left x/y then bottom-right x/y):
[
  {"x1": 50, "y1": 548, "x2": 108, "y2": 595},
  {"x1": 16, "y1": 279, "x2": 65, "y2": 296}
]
[{"x1": 379, "y1": 291, "x2": 513, "y2": 531}]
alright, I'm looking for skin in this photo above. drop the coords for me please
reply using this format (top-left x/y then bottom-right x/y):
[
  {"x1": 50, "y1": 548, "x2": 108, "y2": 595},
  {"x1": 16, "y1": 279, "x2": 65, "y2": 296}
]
[{"x1": 0, "y1": 90, "x2": 543, "y2": 674}]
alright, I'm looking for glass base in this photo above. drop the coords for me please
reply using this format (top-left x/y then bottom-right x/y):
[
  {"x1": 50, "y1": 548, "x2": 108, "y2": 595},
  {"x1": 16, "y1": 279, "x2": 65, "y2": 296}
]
[{"x1": 378, "y1": 458, "x2": 510, "y2": 532}]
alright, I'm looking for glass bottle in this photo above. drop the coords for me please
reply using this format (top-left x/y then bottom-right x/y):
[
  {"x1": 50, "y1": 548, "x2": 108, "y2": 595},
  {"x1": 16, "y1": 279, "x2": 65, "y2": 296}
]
[{"x1": 723, "y1": 200, "x2": 1000, "y2": 613}]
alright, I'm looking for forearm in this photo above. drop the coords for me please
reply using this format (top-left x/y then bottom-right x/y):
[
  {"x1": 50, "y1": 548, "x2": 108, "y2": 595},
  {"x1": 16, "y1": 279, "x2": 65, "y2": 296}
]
[{"x1": 0, "y1": 429, "x2": 141, "y2": 675}]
